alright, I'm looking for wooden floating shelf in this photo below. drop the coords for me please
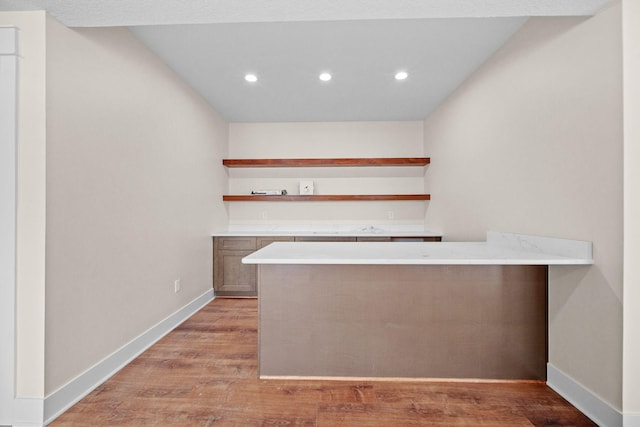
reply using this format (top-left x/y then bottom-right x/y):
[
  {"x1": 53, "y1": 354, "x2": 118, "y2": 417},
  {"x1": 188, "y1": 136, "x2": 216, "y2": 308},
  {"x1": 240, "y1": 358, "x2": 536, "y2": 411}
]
[
  {"x1": 223, "y1": 194, "x2": 431, "y2": 202},
  {"x1": 223, "y1": 157, "x2": 430, "y2": 168}
]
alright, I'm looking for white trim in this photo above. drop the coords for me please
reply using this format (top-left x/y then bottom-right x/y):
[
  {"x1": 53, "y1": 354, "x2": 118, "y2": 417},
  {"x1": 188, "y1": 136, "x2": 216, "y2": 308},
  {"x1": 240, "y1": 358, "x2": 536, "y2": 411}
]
[
  {"x1": 43, "y1": 290, "x2": 214, "y2": 425},
  {"x1": 0, "y1": 27, "x2": 17, "y2": 55},
  {"x1": 622, "y1": 414, "x2": 640, "y2": 427},
  {"x1": 547, "y1": 363, "x2": 622, "y2": 427},
  {"x1": 12, "y1": 398, "x2": 44, "y2": 427},
  {"x1": 625, "y1": 413, "x2": 640, "y2": 427},
  {"x1": 0, "y1": 0, "x2": 611, "y2": 27},
  {"x1": 0, "y1": 27, "x2": 17, "y2": 427}
]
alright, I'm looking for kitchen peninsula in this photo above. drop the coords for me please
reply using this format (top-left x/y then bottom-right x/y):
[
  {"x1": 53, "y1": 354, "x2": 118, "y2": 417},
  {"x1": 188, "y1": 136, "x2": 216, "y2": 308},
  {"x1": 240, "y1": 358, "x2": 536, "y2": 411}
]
[
  {"x1": 213, "y1": 225, "x2": 441, "y2": 296},
  {"x1": 243, "y1": 232, "x2": 593, "y2": 381}
]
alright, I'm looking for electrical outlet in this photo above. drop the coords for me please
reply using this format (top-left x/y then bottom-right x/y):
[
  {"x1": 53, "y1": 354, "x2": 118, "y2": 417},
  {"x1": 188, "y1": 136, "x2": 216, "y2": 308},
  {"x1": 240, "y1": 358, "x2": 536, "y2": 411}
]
[
  {"x1": 299, "y1": 181, "x2": 314, "y2": 195},
  {"x1": 388, "y1": 211, "x2": 395, "y2": 220},
  {"x1": 261, "y1": 211, "x2": 268, "y2": 220},
  {"x1": 174, "y1": 279, "x2": 181, "y2": 293}
]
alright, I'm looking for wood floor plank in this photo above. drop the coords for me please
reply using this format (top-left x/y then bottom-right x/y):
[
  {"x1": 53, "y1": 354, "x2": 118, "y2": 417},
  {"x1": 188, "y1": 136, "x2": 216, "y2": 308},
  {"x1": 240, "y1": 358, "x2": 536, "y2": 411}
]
[
  {"x1": 317, "y1": 402, "x2": 535, "y2": 427},
  {"x1": 50, "y1": 298, "x2": 597, "y2": 426}
]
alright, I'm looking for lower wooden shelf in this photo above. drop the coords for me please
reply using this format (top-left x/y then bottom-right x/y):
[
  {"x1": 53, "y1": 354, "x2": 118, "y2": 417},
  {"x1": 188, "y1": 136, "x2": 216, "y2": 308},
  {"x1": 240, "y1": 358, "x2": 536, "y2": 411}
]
[{"x1": 222, "y1": 194, "x2": 430, "y2": 202}]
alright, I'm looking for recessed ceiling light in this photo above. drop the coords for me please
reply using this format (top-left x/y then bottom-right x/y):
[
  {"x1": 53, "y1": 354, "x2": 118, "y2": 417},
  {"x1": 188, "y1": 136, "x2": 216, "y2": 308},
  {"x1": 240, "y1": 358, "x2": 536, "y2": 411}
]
[
  {"x1": 244, "y1": 74, "x2": 258, "y2": 83},
  {"x1": 319, "y1": 72, "x2": 332, "y2": 82},
  {"x1": 395, "y1": 71, "x2": 409, "y2": 81}
]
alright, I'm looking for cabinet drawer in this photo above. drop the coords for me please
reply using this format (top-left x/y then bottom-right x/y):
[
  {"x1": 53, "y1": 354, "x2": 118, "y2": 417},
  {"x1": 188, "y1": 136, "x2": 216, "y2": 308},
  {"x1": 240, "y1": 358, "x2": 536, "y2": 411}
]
[
  {"x1": 356, "y1": 236, "x2": 391, "y2": 242},
  {"x1": 216, "y1": 237, "x2": 257, "y2": 251},
  {"x1": 294, "y1": 236, "x2": 357, "y2": 242},
  {"x1": 389, "y1": 236, "x2": 442, "y2": 242},
  {"x1": 257, "y1": 236, "x2": 295, "y2": 249}
]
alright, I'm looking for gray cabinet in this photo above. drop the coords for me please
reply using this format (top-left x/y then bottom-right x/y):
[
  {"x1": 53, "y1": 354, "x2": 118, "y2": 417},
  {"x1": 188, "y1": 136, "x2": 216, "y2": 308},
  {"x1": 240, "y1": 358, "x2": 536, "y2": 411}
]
[
  {"x1": 213, "y1": 236, "x2": 294, "y2": 297},
  {"x1": 213, "y1": 234, "x2": 441, "y2": 297},
  {"x1": 214, "y1": 237, "x2": 257, "y2": 297}
]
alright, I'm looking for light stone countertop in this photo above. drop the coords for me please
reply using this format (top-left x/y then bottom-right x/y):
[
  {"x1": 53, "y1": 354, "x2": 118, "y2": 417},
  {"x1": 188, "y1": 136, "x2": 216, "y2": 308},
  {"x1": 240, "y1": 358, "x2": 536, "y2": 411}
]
[
  {"x1": 213, "y1": 224, "x2": 442, "y2": 238},
  {"x1": 242, "y1": 232, "x2": 594, "y2": 265}
]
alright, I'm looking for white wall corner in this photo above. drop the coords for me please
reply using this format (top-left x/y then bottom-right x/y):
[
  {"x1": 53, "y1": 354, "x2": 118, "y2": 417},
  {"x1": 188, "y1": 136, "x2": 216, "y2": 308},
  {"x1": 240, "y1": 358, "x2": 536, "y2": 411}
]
[
  {"x1": 43, "y1": 290, "x2": 214, "y2": 425},
  {"x1": 12, "y1": 398, "x2": 44, "y2": 427},
  {"x1": 547, "y1": 363, "x2": 622, "y2": 427}
]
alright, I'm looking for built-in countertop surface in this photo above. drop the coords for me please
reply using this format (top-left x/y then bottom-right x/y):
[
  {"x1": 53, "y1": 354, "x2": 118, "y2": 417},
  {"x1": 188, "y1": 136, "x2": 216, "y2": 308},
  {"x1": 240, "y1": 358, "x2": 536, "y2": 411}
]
[
  {"x1": 243, "y1": 232, "x2": 593, "y2": 265},
  {"x1": 212, "y1": 224, "x2": 441, "y2": 238}
]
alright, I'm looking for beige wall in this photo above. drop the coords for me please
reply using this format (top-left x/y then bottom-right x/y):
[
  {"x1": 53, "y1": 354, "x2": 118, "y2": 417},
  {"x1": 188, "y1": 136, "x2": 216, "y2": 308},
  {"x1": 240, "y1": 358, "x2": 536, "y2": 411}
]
[
  {"x1": 228, "y1": 121, "x2": 427, "y2": 225},
  {"x1": 623, "y1": 0, "x2": 640, "y2": 416},
  {"x1": 3, "y1": 2, "x2": 631, "y2": 418},
  {"x1": 0, "y1": 11, "x2": 47, "y2": 398},
  {"x1": 423, "y1": 4, "x2": 623, "y2": 410},
  {"x1": 44, "y1": 19, "x2": 228, "y2": 394}
]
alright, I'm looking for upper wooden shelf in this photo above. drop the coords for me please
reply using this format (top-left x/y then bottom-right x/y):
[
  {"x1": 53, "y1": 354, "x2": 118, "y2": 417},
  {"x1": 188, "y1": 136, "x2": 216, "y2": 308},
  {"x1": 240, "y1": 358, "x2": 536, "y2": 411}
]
[
  {"x1": 222, "y1": 157, "x2": 430, "y2": 168},
  {"x1": 223, "y1": 194, "x2": 430, "y2": 202}
]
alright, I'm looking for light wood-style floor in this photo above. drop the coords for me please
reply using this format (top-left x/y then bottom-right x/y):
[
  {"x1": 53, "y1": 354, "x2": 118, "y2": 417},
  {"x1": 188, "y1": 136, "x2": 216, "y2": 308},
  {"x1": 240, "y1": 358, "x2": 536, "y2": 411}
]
[{"x1": 51, "y1": 298, "x2": 597, "y2": 426}]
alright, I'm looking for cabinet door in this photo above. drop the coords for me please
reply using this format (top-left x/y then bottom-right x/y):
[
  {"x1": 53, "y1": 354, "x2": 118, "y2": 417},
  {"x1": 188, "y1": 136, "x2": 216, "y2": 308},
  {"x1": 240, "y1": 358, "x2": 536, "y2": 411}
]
[{"x1": 214, "y1": 250, "x2": 257, "y2": 297}]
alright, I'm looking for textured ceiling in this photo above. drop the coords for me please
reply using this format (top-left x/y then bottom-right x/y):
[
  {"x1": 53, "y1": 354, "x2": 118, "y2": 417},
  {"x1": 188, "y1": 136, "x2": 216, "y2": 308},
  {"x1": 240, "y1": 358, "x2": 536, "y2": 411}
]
[
  {"x1": 0, "y1": 0, "x2": 613, "y2": 122},
  {"x1": 131, "y1": 18, "x2": 527, "y2": 122}
]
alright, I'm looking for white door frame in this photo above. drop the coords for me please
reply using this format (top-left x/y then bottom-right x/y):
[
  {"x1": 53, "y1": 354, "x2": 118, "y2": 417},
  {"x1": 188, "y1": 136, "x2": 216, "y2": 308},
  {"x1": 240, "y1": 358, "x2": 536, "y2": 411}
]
[{"x1": 0, "y1": 26, "x2": 18, "y2": 426}]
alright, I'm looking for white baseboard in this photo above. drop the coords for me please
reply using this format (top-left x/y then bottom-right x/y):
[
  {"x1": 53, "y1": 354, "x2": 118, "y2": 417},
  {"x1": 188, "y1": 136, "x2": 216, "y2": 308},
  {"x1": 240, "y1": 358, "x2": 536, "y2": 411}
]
[
  {"x1": 624, "y1": 413, "x2": 640, "y2": 427},
  {"x1": 43, "y1": 290, "x2": 214, "y2": 425},
  {"x1": 547, "y1": 363, "x2": 622, "y2": 427},
  {"x1": 12, "y1": 398, "x2": 44, "y2": 427},
  {"x1": 38, "y1": 308, "x2": 639, "y2": 427}
]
